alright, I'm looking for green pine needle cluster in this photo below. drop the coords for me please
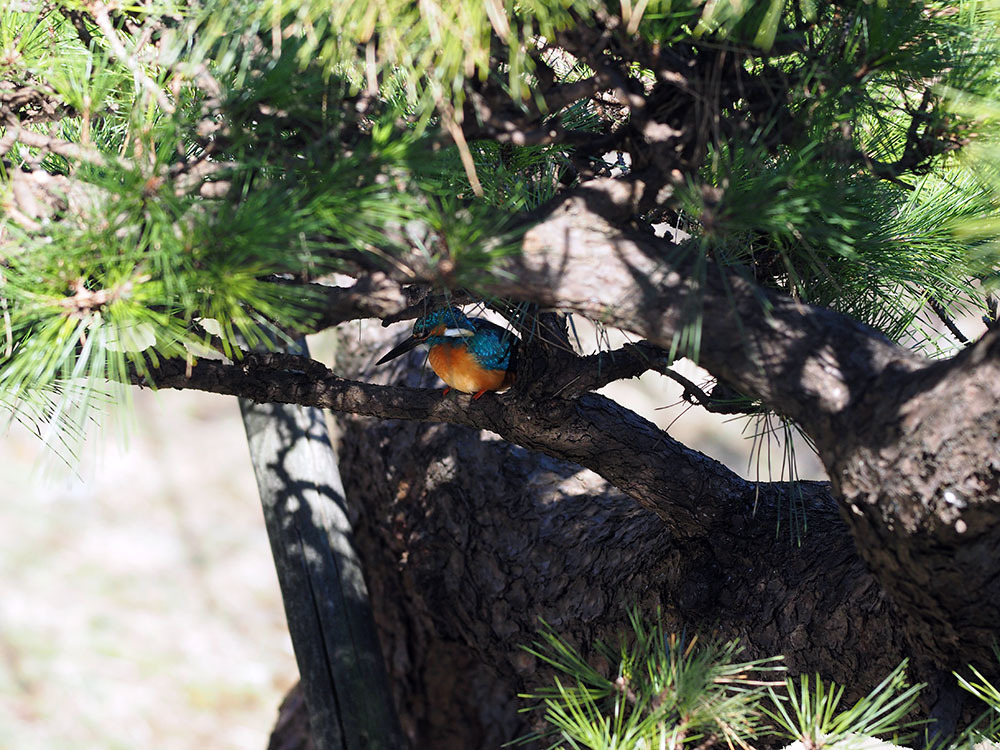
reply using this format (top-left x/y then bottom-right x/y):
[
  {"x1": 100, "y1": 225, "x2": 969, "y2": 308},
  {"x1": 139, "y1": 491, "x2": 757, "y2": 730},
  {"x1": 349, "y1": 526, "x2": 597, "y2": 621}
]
[
  {"x1": 4, "y1": 0, "x2": 1000, "y2": 451},
  {"x1": 518, "y1": 611, "x2": 785, "y2": 749},
  {"x1": 763, "y1": 663, "x2": 924, "y2": 748},
  {"x1": 954, "y1": 661, "x2": 1000, "y2": 745},
  {"x1": 520, "y1": 614, "x2": 1000, "y2": 750}
]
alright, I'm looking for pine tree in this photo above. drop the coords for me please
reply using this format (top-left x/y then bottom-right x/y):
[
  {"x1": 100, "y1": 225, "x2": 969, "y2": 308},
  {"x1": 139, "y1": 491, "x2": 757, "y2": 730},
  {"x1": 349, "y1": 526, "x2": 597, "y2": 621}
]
[{"x1": 4, "y1": 1, "x2": 1000, "y2": 747}]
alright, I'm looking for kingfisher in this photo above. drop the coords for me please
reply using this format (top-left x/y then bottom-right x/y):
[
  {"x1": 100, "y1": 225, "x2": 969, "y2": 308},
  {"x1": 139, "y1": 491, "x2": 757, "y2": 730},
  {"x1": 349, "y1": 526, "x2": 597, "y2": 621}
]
[{"x1": 376, "y1": 307, "x2": 517, "y2": 399}]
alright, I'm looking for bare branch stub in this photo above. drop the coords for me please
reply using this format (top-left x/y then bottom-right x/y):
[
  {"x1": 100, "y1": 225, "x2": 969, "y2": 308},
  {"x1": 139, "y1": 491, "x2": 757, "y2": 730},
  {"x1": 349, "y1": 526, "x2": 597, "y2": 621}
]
[
  {"x1": 263, "y1": 274, "x2": 414, "y2": 334},
  {"x1": 927, "y1": 294, "x2": 972, "y2": 346}
]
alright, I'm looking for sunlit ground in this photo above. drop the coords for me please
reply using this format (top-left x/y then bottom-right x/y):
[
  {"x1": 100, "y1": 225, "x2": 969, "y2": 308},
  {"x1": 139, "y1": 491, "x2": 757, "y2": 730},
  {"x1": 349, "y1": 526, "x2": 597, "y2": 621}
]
[
  {"x1": 0, "y1": 344, "x2": 832, "y2": 749},
  {"x1": 0, "y1": 389, "x2": 296, "y2": 750},
  {"x1": 600, "y1": 359, "x2": 827, "y2": 483}
]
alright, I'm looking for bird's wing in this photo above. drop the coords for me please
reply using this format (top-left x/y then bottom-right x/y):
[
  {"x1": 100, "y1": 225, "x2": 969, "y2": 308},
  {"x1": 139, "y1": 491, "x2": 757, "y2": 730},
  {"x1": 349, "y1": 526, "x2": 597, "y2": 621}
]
[
  {"x1": 468, "y1": 317, "x2": 518, "y2": 341},
  {"x1": 468, "y1": 317, "x2": 518, "y2": 371}
]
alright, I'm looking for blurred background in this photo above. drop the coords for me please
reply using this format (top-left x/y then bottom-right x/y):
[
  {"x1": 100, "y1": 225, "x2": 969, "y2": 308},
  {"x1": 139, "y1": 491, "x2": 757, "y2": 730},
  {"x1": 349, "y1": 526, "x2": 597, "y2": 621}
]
[
  {"x1": 0, "y1": 389, "x2": 296, "y2": 750},
  {"x1": 0, "y1": 335, "x2": 827, "y2": 750}
]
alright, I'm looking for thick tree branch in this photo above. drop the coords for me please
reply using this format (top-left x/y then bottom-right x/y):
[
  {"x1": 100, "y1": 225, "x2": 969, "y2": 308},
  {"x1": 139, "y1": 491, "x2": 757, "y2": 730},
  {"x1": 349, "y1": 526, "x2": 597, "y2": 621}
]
[
  {"x1": 456, "y1": 178, "x2": 929, "y2": 454},
  {"x1": 280, "y1": 274, "x2": 412, "y2": 331},
  {"x1": 444, "y1": 177, "x2": 1000, "y2": 675},
  {"x1": 830, "y1": 328, "x2": 1000, "y2": 669},
  {"x1": 551, "y1": 340, "x2": 673, "y2": 394},
  {"x1": 139, "y1": 349, "x2": 782, "y2": 540}
]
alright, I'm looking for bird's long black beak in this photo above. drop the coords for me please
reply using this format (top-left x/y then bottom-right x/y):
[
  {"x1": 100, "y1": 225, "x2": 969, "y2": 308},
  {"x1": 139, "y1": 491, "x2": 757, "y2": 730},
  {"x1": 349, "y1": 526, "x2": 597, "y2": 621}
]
[{"x1": 375, "y1": 335, "x2": 425, "y2": 365}]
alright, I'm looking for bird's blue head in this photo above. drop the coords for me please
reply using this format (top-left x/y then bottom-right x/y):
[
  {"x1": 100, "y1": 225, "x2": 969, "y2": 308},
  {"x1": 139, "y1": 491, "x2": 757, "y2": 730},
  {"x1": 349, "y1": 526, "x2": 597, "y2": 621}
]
[
  {"x1": 411, "y1": 307, "x2": 473, "y2": 338},
  {"x1": 376, "y1": 306, "x2": 474, "y2": 366}
]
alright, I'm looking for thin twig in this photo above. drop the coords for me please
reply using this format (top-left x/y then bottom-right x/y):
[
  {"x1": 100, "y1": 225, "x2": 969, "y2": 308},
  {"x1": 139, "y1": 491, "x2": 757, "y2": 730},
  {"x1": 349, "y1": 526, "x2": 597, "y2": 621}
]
[
  {"x1": 439, "y1": 100, "x2": 483, "y2": 197},
  {"x1": 92, "y1": 4, "x2": 176, "y2": 115},
  {"x1": 927, "y1": 294, "x2": 970, "y2": 346},
  {"x1": 0, "y1": 269, "x2": 12, "y2": 358},
  {"x1": 364, "y1": 40, "x2": 379, "y2": 97},
  {"x1": 0, "y1": 126, "x2": 132, "y2": 171},
  {"x1": 984, "y1": 294, "x2": 999, "y2": 331},
  {"x1": 626, "y1": 0, "x2": 651, "y2": 34}
]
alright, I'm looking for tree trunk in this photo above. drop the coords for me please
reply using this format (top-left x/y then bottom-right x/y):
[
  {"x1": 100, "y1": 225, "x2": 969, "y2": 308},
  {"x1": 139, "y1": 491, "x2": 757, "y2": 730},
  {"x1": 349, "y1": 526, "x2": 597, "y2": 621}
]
[
  {"x1": 267, "y1": 325, "x2": 920, "y2": 750},
  {"x1": 150, "y1": 183, "x2": 1000, "y2": 707},
  {"x1": 240, "y1": 342, "x2": 403, "y2": 750},
  {"x1": 333, "y1": 416, "x2": 909, "y2": 749}
]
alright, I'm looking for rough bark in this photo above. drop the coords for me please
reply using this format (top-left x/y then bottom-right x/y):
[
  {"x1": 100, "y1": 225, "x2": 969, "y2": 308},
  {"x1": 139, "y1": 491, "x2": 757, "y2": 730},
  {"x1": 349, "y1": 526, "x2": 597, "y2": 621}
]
[
  {"x1": 266, "y1": 325, "x2": 912, "y2": 750},
  {"x1": 147, "y1": 183, "x2": 1000, "y2": 682},
  {"x1": 240, "y1": 363, "x2": 404, "y2": 750},
  {"x1": 332, "y1": 418, "x2": 908, "y2": 749},
  {"x1": 477, "y1": 180, "x2": 1000, "y2": 679},
  {"x1": 831, "y1": 330, "x2": 1000, "y2": 672}
]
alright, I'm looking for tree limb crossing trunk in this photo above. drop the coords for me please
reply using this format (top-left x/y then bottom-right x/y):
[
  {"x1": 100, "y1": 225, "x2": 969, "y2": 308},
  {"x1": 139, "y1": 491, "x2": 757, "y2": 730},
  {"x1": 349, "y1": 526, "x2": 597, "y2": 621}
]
[{"x1": 239, "y1": 341, "x2": 403, "y2": 750}]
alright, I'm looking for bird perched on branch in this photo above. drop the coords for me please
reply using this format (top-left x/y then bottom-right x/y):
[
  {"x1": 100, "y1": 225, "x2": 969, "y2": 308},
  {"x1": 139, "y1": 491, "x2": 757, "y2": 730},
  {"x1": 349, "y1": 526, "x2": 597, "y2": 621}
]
[{"x1": 376, "y1": 307, "x2": 517, "y2": 399}]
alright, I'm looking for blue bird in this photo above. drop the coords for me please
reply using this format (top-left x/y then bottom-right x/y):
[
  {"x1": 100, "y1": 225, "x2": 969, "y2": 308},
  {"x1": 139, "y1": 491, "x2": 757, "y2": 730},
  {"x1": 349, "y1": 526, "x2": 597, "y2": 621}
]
[{"x1": 376, "y1": 307, "x2": 517, "y2": 399}]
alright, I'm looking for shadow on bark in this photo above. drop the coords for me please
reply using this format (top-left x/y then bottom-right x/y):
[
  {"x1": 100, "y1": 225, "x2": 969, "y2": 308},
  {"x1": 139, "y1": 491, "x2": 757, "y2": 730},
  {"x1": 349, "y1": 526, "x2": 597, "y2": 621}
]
[{"x1": 268, "y1": 324, "x2": 914, "y2": 749}]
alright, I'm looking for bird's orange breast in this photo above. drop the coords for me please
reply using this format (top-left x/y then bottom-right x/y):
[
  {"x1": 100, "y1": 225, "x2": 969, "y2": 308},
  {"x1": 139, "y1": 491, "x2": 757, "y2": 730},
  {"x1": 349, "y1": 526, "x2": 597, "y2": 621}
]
[{"x1": 428, "y1": 343, "x2": 509, "y2": 394}]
